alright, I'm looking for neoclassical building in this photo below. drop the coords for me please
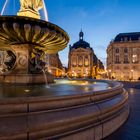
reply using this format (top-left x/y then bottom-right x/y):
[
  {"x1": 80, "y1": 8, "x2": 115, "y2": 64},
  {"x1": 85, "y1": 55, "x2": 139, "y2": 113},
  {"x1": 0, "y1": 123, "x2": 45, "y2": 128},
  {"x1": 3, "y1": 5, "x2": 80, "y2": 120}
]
[
  {"x1": 68, "y1": 31, "x2": 104, "y2": 78},
  {"x1": 45, "y1": 53, "x2": 63, "y2": 77},
  {"x1": 107, "y1": 32, "x2": 140, "y2": 80}
]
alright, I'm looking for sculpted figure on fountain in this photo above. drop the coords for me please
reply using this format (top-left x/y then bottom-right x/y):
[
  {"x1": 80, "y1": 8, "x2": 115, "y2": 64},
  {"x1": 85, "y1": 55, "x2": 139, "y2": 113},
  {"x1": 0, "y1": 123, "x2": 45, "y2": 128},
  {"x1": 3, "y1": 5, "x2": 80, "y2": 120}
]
[
  {"x1": 18, "y1": 0, "x2": 43, "y2": 19},
  {"x1": 20, "y1": 0, "x2": 43, "y2": 11}
]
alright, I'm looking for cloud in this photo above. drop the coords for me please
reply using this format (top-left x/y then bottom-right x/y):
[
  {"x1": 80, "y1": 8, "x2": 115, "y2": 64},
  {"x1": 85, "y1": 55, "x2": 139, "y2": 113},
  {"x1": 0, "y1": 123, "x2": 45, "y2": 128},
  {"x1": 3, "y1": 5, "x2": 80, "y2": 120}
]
[
  {"x1": 96, "y1": 0, "x2": 120, "y2": 17},
  {"x1": 79, "y1": 9, "x2": 88, "y2": 18},
  {"x1": 73, "y1": 7, "x2": 88, "y2": 18},
  {"x1": 98, "y1": 9, "x2": 114, "y2": 17}
]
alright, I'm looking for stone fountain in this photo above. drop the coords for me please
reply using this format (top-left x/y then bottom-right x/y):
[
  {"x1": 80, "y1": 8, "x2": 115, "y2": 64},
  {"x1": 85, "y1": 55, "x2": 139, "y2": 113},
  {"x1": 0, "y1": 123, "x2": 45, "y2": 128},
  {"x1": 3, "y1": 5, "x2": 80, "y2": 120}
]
[
  {"x1": 0, "y1": 0, "x2": 69, "y2": 84},
  {"x1": 0, "y1": 1, "x2": 129, "y2": 140}
]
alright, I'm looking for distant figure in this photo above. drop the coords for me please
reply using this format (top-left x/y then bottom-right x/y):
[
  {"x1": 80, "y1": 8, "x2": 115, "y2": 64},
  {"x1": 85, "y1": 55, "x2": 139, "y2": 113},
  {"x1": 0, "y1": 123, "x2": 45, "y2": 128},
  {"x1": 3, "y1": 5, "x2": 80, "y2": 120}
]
[{"x1": 20, "y1": 0, "x2": 43, "y2": 12}]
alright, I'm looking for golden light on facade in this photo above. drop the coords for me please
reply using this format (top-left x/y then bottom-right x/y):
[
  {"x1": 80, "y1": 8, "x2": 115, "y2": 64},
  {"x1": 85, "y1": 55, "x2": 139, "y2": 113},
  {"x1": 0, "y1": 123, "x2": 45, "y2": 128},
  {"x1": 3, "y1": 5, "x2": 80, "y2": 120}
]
[
  {"x1": 107, "y1": 32, "x2": 140, "y2": 81},
  {"x1": 24, "y1": 89, "x2": 30, "y2": 93},
  {"x1": 72, "y1": 71, "x2": 77, "y2": 77}
]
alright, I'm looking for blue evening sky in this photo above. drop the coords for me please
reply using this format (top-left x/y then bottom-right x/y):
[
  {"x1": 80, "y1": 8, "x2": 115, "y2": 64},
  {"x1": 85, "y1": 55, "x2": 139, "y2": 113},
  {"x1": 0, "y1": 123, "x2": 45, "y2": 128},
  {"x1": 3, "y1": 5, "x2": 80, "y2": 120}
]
[{"x1": 0, "y1": 0, "x2": 140, "y2": 67}]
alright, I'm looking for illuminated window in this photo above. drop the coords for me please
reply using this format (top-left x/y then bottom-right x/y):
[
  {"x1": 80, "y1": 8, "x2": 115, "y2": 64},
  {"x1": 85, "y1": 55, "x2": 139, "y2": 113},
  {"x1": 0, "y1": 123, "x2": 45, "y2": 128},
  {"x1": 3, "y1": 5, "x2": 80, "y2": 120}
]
[
  {"x1": 72, "y1": 57, "x2": 77, "y2": 66},
  {"x1": 84, "y1": 56, "x2": 89, "y2": 66},
  {"x1": 132, "y1": 54, "x2": 138, "y2": 63}
]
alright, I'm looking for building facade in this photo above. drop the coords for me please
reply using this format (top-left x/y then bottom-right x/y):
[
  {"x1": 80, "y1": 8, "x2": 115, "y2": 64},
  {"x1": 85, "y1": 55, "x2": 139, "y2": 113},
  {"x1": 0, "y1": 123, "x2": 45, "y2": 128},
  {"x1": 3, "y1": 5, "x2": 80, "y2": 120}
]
[
  {"x1": 68, "y1": 30, "x2": 104, "y2": 78},
  {"x1": 45, "y1": 53, "x2": 64, "y2": 77},
  {"x1": 107, "y1": 32, "x2": 140, "y2": 80}
]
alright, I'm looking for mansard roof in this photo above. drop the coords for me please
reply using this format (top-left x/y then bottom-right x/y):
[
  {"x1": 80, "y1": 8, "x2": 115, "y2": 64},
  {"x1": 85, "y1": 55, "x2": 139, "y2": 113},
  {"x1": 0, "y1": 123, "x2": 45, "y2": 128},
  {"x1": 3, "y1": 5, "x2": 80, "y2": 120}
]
[
  {"x1": 114, "y1": 32, "x2": 140, "y2": 42},
  {"x1": 71, "y1": 39, "x2": 90, "y2": 49}
]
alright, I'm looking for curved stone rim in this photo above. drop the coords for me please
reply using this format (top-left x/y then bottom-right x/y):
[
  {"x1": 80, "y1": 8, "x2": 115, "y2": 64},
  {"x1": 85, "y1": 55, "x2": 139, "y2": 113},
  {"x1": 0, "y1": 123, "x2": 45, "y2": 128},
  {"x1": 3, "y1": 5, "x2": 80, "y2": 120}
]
[
  {"x1": 0, "y1": 80, "x2": 129, "y2": 140},
  {"x1": 0, "y1": 16, "x2": 70, "y2": 54}
]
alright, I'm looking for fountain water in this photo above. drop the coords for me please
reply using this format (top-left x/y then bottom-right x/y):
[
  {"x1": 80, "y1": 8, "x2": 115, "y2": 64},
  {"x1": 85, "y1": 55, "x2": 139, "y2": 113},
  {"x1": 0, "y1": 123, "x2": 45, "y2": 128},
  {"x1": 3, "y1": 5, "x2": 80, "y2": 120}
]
[
  {"x1": 42, "y1": 69, "x2": 50, "y2": 88},
  {"x1": 1, "y1": 0, "x2": 9, "y2": 15},
  {"x1": 42, "y1": 0, "x2": 49, "y2": 21}
]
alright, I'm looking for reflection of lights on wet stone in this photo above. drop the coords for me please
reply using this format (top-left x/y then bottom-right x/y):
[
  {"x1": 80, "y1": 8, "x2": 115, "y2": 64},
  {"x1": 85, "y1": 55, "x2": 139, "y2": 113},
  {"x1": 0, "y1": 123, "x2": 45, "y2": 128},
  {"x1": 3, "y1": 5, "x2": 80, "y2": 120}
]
[
  {"x1": 46, "y1": 85, "x2": 50, "y2": 88},
  {"x1": 81, "y1": 82, "x2": 89, "y2": 85},
  {"x1": 24, "y1": 89, "x2": 30, "y2": 92},
  {"x1": 129, "y1": 88, "x2": 135, "y2": 94},
  {"x1": 108, "y1": 87, "x2": 111, "y2": 89},
  {"x1": 84, "y1": 86, "x2": 90, "y2": 91}
]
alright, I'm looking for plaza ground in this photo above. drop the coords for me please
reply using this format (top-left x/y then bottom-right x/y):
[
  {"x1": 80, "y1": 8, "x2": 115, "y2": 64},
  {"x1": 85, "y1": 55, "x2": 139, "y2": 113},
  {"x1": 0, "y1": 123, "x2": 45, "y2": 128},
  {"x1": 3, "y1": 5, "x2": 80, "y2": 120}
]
[{"x1": 104, "y1": 81, "x2": 140, "y2": 140}]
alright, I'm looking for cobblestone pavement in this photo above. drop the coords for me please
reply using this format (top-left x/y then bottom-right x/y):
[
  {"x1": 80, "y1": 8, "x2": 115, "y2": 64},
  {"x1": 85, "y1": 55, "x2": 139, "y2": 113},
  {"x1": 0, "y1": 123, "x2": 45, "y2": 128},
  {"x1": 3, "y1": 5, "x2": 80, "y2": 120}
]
[{"x1": 104, "y1": 82, "x2": 140, "y2": 140}]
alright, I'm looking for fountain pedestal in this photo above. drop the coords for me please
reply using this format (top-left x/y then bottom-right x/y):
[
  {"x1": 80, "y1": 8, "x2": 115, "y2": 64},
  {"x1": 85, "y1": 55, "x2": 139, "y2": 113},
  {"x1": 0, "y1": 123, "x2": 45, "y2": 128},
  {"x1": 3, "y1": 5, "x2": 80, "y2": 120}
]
[
  {"x1": 0, "y1": 44, "x2": 54, "y2": 84},
  {"x1": 0, "y1": 73, "x2": 54, "y2": 84},
  {"x1": 18, "y1": 9, "x2": 40, "y2": 19}
]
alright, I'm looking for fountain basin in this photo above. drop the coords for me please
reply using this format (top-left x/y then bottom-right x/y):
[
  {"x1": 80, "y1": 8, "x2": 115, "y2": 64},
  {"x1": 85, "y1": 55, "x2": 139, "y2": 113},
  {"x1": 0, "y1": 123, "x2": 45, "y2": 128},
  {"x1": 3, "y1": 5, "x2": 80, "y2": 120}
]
[
  {"x1": 0, "y1": 73, "x2": 54, "y2": 85},
  {"x1": 0, "y1": 79, "x2": 129, "y2": 140},
  {"x1": 0, "y1": 16, "x2": 69, "y2": 54}
]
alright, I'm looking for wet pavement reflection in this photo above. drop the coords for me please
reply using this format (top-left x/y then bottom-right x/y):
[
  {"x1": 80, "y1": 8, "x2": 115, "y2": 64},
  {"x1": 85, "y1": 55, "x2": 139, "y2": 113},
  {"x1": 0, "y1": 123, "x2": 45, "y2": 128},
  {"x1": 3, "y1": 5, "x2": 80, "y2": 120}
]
[{"x1": 104, "y1": 82, "x2": 140, "y2": 140}]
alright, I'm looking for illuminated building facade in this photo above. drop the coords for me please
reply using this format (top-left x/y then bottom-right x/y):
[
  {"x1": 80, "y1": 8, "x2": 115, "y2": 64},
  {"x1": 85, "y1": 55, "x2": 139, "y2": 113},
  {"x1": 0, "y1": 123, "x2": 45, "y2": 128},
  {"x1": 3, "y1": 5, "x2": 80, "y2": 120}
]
[
  {"x1": 68, "y1": 30, "x2": 104, "y2": 78},
  {"x1": 45, "y1": 53, "x2": 63, "y2": 77},
  {"x1": 107, "y1": 32, "x2": 140, "y2": 80}
]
